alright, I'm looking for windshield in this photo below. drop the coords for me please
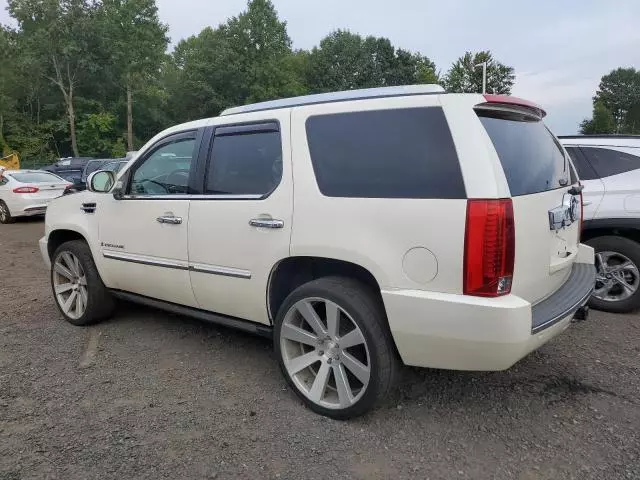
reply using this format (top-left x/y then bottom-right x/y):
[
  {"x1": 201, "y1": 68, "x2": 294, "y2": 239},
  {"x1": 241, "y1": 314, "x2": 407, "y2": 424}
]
[
  {"x1": 103, "y1": 161, "x2": 127, "y2": 172},
  {"x1": 85, "y1": 161, "x2": 106, "y2": 175},
  {"x1": 10, "y1": 172, "x2": 65, "y2": 183}
]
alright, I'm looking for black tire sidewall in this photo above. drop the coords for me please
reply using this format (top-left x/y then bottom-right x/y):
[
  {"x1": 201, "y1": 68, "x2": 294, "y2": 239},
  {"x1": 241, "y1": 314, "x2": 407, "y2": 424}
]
[
  {"x1": 0, "y1": 201, "x2": 13, "y2": 224},
  {"x1": 51, "y1": 240, "x2": 113, "y2": 326},
  {"x1": 274, "y1": 277, "x2": 395, "y2": 419},
  {"x1": 586, "y1": 235, "x2": 640, "y2": 313}
]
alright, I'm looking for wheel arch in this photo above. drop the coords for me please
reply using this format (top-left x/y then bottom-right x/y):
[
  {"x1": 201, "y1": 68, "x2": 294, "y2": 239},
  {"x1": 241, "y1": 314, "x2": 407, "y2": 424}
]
[
  {"x1": 47, "y1": 228, "x2": 90, "y2": 260},
  {"x1": 267, "y1": 256, "x2": 385, "y2": 324},
  {"x1": 582, "y1": 218, "x2": 640, "y2": 245}
]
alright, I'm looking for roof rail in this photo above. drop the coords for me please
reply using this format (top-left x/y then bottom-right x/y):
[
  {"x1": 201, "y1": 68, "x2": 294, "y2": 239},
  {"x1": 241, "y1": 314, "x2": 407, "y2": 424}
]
[
  {"x1": 558, "y1": 134, "x2": 640, "y2": 139},
  {"x1": 220, "y1": 84, "x2": 445, "y2": 116}
]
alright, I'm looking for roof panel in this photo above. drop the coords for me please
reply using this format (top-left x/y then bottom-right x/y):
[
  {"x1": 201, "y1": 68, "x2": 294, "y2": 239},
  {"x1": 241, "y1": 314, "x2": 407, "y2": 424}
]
[{"x1": 220, "y1": 84, "x2": 445, "y2": 116}]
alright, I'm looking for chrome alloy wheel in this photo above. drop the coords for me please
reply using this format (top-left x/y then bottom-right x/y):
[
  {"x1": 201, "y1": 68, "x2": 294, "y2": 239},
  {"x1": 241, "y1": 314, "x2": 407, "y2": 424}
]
[
  {"x1": 53, "y1": 251, "x2": 88, "y2": 320},
  {"x1": 594, "y1": 250, "x2": 640, "y2": 303},
  {"x1": 280, "y1": 297, "x2": 371, "y2": 409},
  {"x1": 0, "y1": 203, "x2": 8, "y2": 222}
]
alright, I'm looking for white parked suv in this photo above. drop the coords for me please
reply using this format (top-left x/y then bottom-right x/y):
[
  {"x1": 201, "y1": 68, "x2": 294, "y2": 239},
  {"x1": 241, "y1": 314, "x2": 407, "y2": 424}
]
[
  {"x1": 561, "y1": 135, "x2": 640, "y2": 313},
  {"x1": 41, "y1": 85, "x2": 595, "y2": 418}
]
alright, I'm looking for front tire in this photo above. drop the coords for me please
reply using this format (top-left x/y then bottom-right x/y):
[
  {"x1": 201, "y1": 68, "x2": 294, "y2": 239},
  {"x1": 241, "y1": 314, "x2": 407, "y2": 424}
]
[
  {"x1": 274, "y1": 277, "x2": 399, "y2": 419},
  {"x1": 0, "y1": 201, "x2": 14, "y2": 224},
  {"x1": 587, "y1": 235, "x2": 640, "y2": 313},
  {"x1": 51, "y1": 240, "x2": 115, "y2": 326}
]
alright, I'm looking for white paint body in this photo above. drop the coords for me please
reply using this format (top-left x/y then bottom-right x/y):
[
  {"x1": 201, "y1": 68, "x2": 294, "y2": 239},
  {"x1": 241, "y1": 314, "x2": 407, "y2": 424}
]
[
  {"x1": 41, "y1": 90, "x2": 593, "y2": 371},
  {"x1": 0, "y1": 170, "x2": 70, "y2": 217},
  {"x1": 560, "y1": 137, "x2": 640, "y2": 220}
]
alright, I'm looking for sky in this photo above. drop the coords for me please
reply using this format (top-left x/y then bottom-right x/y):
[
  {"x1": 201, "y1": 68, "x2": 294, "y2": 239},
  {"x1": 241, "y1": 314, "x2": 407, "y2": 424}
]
[{"x1": 2, "y1": 0, "x2": 639, "y2": 134}]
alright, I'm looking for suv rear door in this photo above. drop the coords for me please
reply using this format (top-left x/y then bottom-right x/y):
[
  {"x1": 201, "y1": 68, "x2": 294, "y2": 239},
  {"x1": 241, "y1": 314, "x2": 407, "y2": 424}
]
[
  {"x1": 579, "y1": 146, "x2": 640, "y2": 219},
  {"x1": 187, "y1": 111, "x2": 292, "y2": 324},
  {"x1": 475, "y1": 102, "x2": 582, "y2": 304}
]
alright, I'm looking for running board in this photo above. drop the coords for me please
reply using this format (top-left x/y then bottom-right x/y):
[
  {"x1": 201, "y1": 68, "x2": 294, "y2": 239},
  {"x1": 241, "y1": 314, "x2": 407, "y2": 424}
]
[{"x1": 109, "y1": 290, "x2": 273, "y2": 338}]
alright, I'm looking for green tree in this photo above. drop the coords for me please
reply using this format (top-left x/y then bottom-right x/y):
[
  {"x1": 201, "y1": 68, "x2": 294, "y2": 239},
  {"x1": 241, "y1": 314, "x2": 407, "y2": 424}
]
[
  {"x1": 444, "y1": 51, "x2": 514, "y2": 94},
  {"x1": 306, "y1": 30, "x2": 438, "y2": 93},
  {"x1": 97, "y1": 0, "x2": 169, "y2": 150},
  {"x1": 0, "y1": 26, "x2": 18, "y2": 149},
  {"x1": 8, "y1": 0, "x2": 101, "y2": 157},
  {"x1": 582, "y1": 68, "x2": 640, "y2": 134},
  {"x1": 580, "y1": 101, "x2": 616, "y2": 134}
]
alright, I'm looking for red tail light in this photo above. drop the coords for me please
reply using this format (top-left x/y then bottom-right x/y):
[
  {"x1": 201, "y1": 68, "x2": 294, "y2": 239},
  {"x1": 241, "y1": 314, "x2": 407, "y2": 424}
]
[
  {"x1": 464, "y1": 199, "x2": 515, "y2": 297},
  {"x1": 13, "y1": 186, "x2": 39, "y2": 193}
]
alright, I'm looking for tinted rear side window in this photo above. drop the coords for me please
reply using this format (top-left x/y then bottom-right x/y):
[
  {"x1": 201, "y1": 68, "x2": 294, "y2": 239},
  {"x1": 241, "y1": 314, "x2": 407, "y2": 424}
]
[
  {"x1": 580, "y1": 147, "x2": 640, "y2": 178},
  {"x1": 478, "y1": 111, "x2": 568, "y2": 196},
  {"x1": 207, "y1": 130, "x2": 282, "y2": 196},
  {"x1": 305, "y1": 107, "x2": 465, "y2": 199},
  {"x1": 565, "y1": 147, "x2": 598, "y2": 180}
]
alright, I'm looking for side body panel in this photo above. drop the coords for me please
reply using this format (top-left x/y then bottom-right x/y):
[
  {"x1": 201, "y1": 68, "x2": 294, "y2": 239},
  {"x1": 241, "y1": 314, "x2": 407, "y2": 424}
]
[{"x1": 290, "y1": 94, "x2": 472, "y2": 294}]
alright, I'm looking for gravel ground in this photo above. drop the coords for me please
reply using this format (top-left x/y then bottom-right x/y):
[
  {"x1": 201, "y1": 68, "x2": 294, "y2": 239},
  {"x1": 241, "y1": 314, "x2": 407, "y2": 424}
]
[{"x1": 1, "y1": 219, "x2": 639, "y2": 480}]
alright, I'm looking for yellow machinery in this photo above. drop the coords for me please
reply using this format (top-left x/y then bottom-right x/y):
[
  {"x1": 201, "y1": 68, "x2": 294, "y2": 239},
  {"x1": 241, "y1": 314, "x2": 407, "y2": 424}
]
[{"x1": 0, "y1": 152, "x2": 20, "y2": 170}]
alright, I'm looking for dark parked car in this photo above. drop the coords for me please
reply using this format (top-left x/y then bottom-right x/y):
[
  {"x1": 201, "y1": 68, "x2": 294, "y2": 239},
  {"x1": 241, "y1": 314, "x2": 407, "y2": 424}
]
[
  {"x1": 62, "y1": 158, "x2": 128, "y2": 195},
  {"x1": 41, "y1": 157, "x2": 94, "y2": 186}
]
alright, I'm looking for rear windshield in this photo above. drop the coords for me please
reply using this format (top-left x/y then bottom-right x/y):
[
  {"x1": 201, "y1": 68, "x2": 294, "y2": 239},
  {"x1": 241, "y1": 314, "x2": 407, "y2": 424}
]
[
  {"x1": 478, "y1": 110, "x2": 568, "y2": 196},
  {"x1": 10, "y1": 172, "x2": 64, "y2": 183},
  {"x1": 305, "y1": 107, "x2": 465, "y2": 199}
]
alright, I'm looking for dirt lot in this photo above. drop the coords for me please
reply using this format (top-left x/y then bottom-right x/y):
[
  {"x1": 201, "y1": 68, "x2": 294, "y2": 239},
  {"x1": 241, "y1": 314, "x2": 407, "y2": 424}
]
[{"x1": 0, "y1": 219, "x2": 639, "y2": 480}]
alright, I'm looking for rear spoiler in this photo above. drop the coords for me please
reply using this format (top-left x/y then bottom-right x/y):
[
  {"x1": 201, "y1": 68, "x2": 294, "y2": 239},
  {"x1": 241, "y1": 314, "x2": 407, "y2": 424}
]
[{"x1": 475, "y1": 94, "x2": 546, "y2": 119}]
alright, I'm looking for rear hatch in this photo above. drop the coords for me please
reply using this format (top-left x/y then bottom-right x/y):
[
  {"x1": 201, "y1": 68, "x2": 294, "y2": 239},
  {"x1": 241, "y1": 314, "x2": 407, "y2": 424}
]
[{"x1": 476, "y1": 101, "x2": 582, "y2": 304}]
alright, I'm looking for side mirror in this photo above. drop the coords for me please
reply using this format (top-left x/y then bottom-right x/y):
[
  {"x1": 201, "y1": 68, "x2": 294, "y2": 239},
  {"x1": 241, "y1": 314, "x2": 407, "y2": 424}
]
[{"x1": 87, "y1": 170, "x2": 116, "y2": 193}]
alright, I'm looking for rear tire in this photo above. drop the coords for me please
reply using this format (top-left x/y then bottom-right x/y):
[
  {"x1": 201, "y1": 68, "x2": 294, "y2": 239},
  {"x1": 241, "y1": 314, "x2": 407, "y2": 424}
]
[
  {"x1": 0, "y1": 201, "x2": 14, "y2": 224},
  {"x1": 586, "y1": 235, "x2": 640, "y2": 313},
  {"x1": 51, "y1": 240, "x2": 115, "y2": 326},
  {"x1": 274, "y1": 276, "x2": 399, "y2": 419}
]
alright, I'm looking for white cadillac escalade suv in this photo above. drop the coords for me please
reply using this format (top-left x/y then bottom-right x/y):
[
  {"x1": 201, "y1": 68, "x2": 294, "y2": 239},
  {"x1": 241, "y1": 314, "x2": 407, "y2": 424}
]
[{"x1": 41, "y1": 85, "x2": 595, "y2": 419}]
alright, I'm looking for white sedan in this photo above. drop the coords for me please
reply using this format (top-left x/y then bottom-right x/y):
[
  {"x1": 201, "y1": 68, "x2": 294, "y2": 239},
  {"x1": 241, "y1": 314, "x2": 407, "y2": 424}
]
[{"x1": 0, "y1": 170, "x2": 71, "y2": 224}]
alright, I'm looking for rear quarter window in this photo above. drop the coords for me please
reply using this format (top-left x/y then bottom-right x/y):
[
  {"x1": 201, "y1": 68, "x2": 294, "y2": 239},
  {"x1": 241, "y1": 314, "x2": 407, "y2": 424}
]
[
  {"x1": 565, "y1": 147, "x2": 598, "y2": 180},
  {"x1": 305, "y1": 107, "x2": 465, "y2": 199},
  {"x1": 580, "y1": 147, "x2": 640, "y2": 178},
  {"x1": 478, "y1": 110, "x2": 568, "y2": 196}
]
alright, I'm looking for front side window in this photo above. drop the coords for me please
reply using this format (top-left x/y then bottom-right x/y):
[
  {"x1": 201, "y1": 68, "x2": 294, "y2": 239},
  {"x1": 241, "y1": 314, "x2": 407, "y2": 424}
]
[
  {"x1": 130, "y1": 136, "x2": 195, "y2": 195},
  {"x1": 305, "y1": 107, "x2": 465, "y2": 199},
  {"x1": 206, "y1": 129, "x2": 282, "y2": 196},
  {"x1": 581, "y1": 147, "x2": 640, "y2": 179}
]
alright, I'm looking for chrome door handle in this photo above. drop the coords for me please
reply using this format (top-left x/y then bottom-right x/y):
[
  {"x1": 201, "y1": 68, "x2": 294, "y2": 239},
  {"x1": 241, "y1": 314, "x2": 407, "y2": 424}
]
[
  {"x1": 156, "y1": 215, "x2": 182, "y2": 224},
  {"x1": 249, "y1": 218, "x2": 284, "y2": 229},
  {"x1": 583, "y1": 201, "x2": 592, "y2": 206}
]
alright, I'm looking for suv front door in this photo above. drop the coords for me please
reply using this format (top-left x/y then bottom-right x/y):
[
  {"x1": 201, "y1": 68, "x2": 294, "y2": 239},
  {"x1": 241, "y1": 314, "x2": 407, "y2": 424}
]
[
  {"x1": 188, "y1": 115, "x2": 292, "y2": 324},
  {"x1": 97, "y1": 130, "x2": 201, "y2": 307}
]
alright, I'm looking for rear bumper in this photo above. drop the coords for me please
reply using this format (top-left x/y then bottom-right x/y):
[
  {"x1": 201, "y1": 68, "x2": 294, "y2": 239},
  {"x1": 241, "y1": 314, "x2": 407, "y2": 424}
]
[
  {"x1": 382, "y1": 248, "x2": 595, "y2": 371},
  {"x1": 7, "y1": 197, "x2": 49, "y2": 217}
]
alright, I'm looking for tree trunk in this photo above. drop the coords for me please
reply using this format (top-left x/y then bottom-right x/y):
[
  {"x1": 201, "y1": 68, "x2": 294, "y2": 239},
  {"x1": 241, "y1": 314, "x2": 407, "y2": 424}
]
[
  {"x1": 68, "y1": 92, "x2": 79, "y2": 157},
  {"x1": 126, "y1": 83, "x2": 133, "y2": 151}
]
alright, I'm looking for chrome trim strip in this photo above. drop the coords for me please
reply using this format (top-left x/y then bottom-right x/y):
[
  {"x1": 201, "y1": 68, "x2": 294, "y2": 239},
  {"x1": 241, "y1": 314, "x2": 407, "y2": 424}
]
[
  {"x1": 102, "y1": 251, "x2": 189, "y2": 270},
  {"x1": 189, "y1": 262, "x2": 251, "y2": 279},
  {"x1": 120, "y1": 194, "x2": 263, "y2": 200},
  {"x1": 102, "y1": 251, "x2": 251, "y2": 279}
]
